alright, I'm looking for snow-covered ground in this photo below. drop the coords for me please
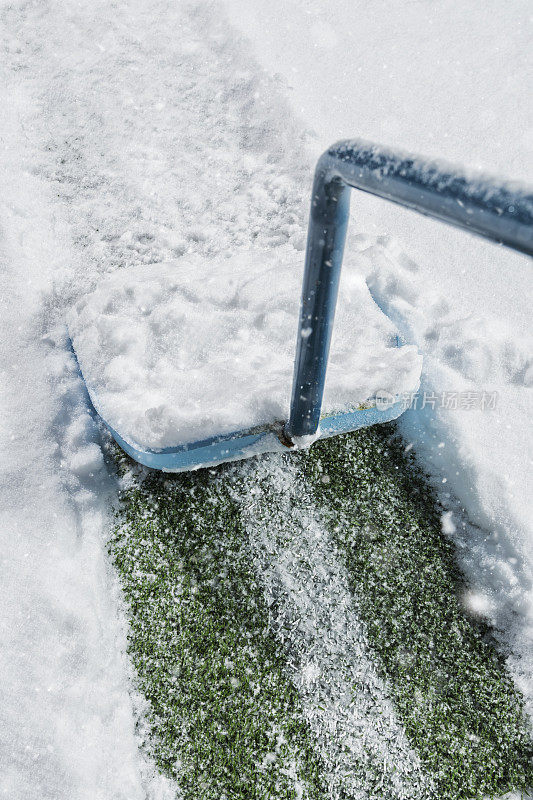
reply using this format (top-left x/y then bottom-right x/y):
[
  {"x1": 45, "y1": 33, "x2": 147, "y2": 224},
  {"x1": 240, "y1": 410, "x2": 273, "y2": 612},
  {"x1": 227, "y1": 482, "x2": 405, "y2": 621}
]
[
  {"x1": 0, "y1": 85, "x2": 150, "y2": 799},
  {"x1": 0, "y1": 0, "x2": 531, "y2": 796},
  {"x1": 221, "y1": 0, "x2": 533, "y2": 534}
]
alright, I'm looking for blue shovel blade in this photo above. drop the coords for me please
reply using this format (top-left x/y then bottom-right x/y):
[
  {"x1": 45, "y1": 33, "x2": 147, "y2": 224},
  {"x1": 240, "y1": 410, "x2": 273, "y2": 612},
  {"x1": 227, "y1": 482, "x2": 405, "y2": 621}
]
[{"x1": 69, "y1": 331, "x2": 406, "y2": 472}]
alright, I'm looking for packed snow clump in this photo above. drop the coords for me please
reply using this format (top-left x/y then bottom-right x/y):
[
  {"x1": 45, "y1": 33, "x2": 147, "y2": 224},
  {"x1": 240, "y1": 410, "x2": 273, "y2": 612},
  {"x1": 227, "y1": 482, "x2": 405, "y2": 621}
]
[{"x1": 68, "y1": 246, "x2": 422, "y2": 449}]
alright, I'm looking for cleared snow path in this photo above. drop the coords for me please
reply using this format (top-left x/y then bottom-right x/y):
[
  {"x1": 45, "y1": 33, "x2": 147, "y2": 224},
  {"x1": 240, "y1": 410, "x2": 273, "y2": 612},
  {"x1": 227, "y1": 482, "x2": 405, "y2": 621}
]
[{"x1": 236, "y1": 457, "x2": 433, "y2": 800}]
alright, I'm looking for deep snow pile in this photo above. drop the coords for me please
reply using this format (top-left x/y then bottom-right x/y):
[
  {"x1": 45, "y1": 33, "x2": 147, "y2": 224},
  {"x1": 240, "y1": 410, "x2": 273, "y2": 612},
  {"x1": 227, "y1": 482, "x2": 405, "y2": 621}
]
[{"x1": 68, "y1": 249, "x2": 421, "y2": 448}]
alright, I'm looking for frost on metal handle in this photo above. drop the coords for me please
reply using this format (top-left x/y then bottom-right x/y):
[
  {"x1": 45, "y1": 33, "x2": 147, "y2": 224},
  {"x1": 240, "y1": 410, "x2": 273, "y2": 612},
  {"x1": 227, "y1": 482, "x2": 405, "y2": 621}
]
[
  {"x1": 285, "y1": 137, "x2": 533, "y2": 443},
  {"x1": 327, "y1": 139, "x2": 533, "y2": 254}
]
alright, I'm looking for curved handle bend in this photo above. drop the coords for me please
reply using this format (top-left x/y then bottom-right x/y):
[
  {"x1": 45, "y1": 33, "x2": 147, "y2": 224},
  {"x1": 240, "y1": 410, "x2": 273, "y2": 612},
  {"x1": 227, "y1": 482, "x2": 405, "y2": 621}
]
[{"x1": 285, "y1": 138, "x2": 533, "y2": 440}]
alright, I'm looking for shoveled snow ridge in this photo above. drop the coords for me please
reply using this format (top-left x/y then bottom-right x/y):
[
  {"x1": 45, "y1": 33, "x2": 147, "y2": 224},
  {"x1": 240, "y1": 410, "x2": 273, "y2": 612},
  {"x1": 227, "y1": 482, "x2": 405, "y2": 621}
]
[{"x1": 67, "y1": 251, "x2": 421, "y2": 449}]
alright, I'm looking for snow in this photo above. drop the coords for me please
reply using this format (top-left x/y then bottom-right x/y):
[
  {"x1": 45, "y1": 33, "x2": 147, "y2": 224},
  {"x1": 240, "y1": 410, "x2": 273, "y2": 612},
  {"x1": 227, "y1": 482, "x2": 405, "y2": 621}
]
[
  {"x1": 68, "y1": 249, "x2": 421, "y2": 449},
  {"x1": 363, "y1": 237, "x2": 533, "y2": 544},
  {"x1": 0, "y1": 87, "x2": 149, "y2": 800},
  {"x1": 221, "y1": 0, "x2": 532, "y2": 323},
  {"x1": 0, "y1": 0, "x2": 323, "y2": 793}
]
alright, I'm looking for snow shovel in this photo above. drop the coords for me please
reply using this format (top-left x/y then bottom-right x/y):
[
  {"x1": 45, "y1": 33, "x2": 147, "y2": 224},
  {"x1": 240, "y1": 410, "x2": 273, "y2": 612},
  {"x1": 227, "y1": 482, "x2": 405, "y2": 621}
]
[{"x1": 68, "y1": 139, "x2": 533, "y2": 472}]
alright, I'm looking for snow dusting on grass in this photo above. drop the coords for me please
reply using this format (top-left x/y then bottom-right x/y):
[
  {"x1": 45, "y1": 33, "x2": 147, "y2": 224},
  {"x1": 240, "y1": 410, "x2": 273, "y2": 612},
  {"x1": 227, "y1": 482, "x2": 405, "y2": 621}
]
[
  {"x1": 300, "y1": 426, "x2": 533, "y2": 799},
  {"x1": 110, "y1": 457, "x2": 325, "y2": 800},
  {"x1": 110, "y1": 427, "x2": 532, "y2": 799},
  {"x1": 235, "y1": 455, "x2": 433, "y2": 800}
]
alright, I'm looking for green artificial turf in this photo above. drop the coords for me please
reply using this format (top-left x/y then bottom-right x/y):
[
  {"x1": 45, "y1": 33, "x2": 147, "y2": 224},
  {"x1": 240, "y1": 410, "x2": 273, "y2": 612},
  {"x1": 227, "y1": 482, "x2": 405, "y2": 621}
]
[
  {"x1": 109, "y1": 423, "x2": 533, "y2": 800},
  {"x1": 110, "y1": 462, "x2": 325, "y2": 800}
]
